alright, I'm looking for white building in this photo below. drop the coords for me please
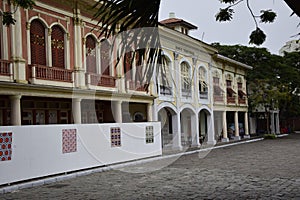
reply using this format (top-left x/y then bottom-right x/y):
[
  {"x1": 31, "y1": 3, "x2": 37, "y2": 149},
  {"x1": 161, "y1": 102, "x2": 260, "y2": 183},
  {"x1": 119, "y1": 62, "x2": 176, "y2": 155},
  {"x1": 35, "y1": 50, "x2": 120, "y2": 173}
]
[
  {"x1": 156, "y1": 14, "x2": 252, "y2": 151},
  {"x1": 279, "y1": 39, "x2": 300, "y2": 56}
]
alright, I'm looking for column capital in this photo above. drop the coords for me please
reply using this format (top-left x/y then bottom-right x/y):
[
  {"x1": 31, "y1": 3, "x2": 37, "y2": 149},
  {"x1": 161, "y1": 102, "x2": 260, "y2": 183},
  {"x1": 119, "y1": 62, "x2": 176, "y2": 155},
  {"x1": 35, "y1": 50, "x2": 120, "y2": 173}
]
[{"x1": 9, "y1": 95, "x2": 22, "y2": 100}]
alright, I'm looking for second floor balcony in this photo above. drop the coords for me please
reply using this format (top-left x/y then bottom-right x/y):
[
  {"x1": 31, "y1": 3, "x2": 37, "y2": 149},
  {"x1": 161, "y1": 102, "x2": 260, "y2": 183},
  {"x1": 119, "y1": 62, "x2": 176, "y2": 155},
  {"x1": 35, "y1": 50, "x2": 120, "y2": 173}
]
[
  {"x1": 0, "y1": 59, "x2": 13, "y2": 82},
  {"x1": 86, "y1": 73, "x2": 116, "y2": 88},
  {"x1": 28, "y1": 64, "x2": 73, "y2": 83},
  {"x1": 159, "y1": 85, "x2": 173, "y2": 96}
]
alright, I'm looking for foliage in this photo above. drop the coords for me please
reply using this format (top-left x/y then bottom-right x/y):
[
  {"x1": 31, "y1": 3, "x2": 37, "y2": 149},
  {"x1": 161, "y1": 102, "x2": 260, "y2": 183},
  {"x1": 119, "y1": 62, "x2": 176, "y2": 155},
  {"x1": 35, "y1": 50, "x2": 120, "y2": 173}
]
[
  {"x1": 92, "y1": 0, "x2": 162, "y2": 86},
  {"x1": 216, "y1": 0, "x2": 277, "y2": 46},
  {"x1": 1, "y1": 0, "x2": 35, "y2": 26},
  {"x1": 212, "y1": 43, "x2": 300, "y2": 119},
  {"x1": 263, "y1": 134, "x2": 277, "y2": 139}
]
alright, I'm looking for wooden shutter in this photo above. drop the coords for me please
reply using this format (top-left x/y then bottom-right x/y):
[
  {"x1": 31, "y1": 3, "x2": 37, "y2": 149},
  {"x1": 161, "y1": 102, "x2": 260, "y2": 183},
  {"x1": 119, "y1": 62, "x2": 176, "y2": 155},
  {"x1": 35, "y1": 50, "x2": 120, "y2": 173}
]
[
  {"x1": 51, "y1": 25, "x2": 65, "y2": 68},
  {"x1": 100, "y1": 40, "x2": 110, "y2": 75},
  {"x1": 86, "y1": 36, "x2": 96, "y2": 74},
  {"x1": 30, "y1": 20, "x2": 46, "y2": 65}
]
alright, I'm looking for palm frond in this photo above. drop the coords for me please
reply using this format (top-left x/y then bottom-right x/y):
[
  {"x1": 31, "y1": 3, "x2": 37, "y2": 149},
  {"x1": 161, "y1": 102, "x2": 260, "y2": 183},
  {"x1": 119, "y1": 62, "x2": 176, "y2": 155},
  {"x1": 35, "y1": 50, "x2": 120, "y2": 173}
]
[{"x1": 92, "y1": 0, "x2": 162, "y2": 88}]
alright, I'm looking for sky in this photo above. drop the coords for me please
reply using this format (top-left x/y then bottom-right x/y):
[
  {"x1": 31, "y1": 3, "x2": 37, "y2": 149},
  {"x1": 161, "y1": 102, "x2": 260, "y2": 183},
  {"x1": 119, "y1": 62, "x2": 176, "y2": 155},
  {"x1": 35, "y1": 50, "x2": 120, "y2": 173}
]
[{"x1": 159, "y1": 0, "x2": 300, "y2": 55}]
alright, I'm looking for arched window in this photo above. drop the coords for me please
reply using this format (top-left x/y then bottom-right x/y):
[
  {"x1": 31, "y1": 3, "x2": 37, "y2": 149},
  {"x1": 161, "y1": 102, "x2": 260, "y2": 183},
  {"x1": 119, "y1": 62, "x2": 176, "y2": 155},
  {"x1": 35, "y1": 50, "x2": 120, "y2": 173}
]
[
  {"x1": 51, "y1": 25, "x2": 65, "y2": 68},
  {"x1": 181, "y1": 62, "x2": 191, "y2": 97},
  {"x1": 199, "y1": 67, "x2": 208, "y2": 99},
  {"x1": 86, "y1": 35, "x2": 97, "y2": 74},
  {"x1": 100, "y1": 39, "x2": 110, "y2": 75},
  {"x1": 159, "y1": 56, "x2": 172, "y2": 95},
  {"x1": 30, "y1": 20, "x2": 46, "y2": 65},
  {"x1": 124, "y1": 50, "x2": 133, "y2": 79}
]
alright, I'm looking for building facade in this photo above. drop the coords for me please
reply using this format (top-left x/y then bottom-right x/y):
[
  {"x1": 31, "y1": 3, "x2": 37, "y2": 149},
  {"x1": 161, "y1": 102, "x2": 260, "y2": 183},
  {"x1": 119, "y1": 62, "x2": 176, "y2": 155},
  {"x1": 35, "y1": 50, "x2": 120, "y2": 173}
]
[
  {"x1": 156, "y1": 14, "x2": 252, "y2": 150},
  {"x1": 0, "y1": 0, "x2": 155, "y2": 127}
]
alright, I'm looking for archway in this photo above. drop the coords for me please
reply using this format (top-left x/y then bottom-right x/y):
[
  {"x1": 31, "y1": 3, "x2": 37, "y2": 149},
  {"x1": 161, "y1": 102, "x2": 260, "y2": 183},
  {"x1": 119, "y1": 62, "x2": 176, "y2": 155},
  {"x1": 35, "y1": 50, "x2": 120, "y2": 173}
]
[
  {"x1": 158, "y1": 107, "x2": 177, "y2": 148},
  {"x1": 180, "y1": 108, "x2": 197, "y2": 147}
]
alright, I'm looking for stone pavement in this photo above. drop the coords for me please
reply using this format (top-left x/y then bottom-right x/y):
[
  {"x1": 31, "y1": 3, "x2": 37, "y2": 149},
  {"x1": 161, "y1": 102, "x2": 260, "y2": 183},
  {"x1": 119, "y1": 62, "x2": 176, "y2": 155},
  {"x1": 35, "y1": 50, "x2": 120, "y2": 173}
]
[{"x1": 1, "y1": 133, "x2": 300, "y2": 199}]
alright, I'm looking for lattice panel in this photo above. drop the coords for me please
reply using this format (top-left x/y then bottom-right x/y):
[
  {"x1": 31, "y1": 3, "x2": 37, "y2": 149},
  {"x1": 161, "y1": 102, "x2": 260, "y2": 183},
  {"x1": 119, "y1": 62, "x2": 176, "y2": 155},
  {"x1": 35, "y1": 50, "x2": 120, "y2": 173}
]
[
  {"x1": 111, "y1": 127, "x2": 121, "y2": 147},
  {"x1": 0, "y1": 132, "x2": 12, "y2": 161},
  {"x1": 146, "y1": 126, "x2": 154, "y2": 144},
  {"x1": 62, "y1": 129, "x2": 77, "y2": 154}
]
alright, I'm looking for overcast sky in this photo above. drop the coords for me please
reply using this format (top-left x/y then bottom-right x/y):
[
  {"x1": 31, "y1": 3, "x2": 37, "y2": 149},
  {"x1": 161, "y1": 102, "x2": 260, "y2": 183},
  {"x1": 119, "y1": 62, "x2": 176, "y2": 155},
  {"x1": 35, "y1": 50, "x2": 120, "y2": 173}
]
[{"x1": 159, "y1": 0, "x2": 299, "y2": 55}]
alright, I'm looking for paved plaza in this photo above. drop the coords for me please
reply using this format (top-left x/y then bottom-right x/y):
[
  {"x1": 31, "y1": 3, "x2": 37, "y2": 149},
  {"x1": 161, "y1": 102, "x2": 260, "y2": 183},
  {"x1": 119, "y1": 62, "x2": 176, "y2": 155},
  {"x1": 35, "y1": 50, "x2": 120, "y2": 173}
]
[{"x1": 1, "y1": 133, "x2": 300, "y2": 199}]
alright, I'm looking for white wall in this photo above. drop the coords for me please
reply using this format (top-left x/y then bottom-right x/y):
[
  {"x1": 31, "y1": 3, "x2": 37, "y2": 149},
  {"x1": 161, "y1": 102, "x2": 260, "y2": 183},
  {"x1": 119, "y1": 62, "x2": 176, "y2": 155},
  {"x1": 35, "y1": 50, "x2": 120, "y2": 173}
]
[{"x1": 0, "y1": 123, "x2": 161, "y2": 185}]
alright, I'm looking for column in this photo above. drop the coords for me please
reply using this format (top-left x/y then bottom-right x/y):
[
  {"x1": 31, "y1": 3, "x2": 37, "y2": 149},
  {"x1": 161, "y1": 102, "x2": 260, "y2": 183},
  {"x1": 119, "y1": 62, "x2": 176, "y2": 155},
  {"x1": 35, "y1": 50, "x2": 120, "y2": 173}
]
[
  {"x1": 234, "y1": 111, "x2": 241, "y2": 140},
  {"x1": 72, "y1": 98, "x2": 82, "y2": 124},
  {"x1": 11, "y1": 6, "x2": 26, "y2": 83},
  {"x1": 74, "y1": 10, "x2": 84, "y2": 88},
  {"x1": 207, "y1": 112, "x2": 217, "y2": 145},
  {"x1": 270, "y1": 112, "x2": 275, "y2": 134},
  {"x1": 275, "y1": 113, "x2": 280, "y2": 134},
  {"x1": 191, "y1": 114, "x2": 200, "y2": 147},
  {"x1": 172, "y1": 113, "x2": 182, "y2": 150},
  {"x1": 222, "y1": 111, "x2": 229, "y2": 142},
  {"x1": 244, "y1": 112, "x2": 250, "y2": 139},
  {"x1": 10, "y1": 95, "x2": 22, "y2": 126},
  {"x1": 112, "y1": 101, "x2": 122, "y2": 123},
  {"x1": 147, "y1": 102, "x2": 153, "y2": 122}
]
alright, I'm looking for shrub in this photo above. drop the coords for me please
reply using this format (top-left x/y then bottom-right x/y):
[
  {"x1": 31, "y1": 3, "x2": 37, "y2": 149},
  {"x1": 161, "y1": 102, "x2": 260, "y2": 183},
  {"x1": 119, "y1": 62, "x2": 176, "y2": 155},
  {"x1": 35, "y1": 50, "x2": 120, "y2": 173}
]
[{"x1": 263, "y1": 134, "x2": 277, "y2": 139}]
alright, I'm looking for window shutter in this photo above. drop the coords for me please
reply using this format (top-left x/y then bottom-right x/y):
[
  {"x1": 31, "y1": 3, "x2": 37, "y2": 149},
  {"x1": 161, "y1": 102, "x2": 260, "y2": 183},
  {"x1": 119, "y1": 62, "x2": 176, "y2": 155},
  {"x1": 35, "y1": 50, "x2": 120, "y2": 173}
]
[
  {"x1": 51, "y1": 25, "x2": 65, "y2": 68},
  {"x1": 86, "y1": 36, "x2": 96, "y2": 73},
  {"x1": 30, "y1": 20, "x2": 46, "y2": 65}
]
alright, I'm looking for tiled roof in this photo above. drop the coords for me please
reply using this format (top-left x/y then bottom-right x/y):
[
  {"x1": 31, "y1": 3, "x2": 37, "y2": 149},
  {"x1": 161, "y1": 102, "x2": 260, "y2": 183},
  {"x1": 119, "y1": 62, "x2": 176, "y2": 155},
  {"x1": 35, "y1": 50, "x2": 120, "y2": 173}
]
[{"x1": 160, "y1": 18, "x2": 197, "y2": 30}]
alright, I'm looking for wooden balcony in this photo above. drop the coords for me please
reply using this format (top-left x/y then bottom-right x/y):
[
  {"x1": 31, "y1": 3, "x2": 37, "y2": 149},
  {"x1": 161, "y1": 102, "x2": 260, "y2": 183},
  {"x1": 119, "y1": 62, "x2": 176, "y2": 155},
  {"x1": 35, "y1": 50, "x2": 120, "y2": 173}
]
[
  {"x1": 86, "y1": 73, "x2": 116, "y2": 87},
  {"x1": 227, "y1": 96, "x2": 236, "y2": 104},
  {"x1": 239, "y1": 98, "x2": 246, "y2": 104},
  {"x1": 0, "y1": 59, "x2": 13, "y2": 76},
  {"x1": 214, "y1": 95, "x2": 224, "y2": 102},
  {"x1": 128, "y1": 80, "x2": 147, "y2": 91},
  {"x1": 28, "y1": 64, "x2": 73, "y2": 83}
]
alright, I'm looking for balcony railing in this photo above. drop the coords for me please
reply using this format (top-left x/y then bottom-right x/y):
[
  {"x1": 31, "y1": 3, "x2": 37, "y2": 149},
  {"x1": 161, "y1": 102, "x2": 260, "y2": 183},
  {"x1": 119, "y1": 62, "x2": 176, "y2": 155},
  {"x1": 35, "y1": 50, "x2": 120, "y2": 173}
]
[
  {"x1": 87, "y1": 73, "x2": 116, "y2": 87},
  {"x1": 214, "y1": 95, "x2": 223, "y2": 102},
  {"x1": 128, "y1": 80, "x2": 147, "y2": 91},
  {"x1": 0, "y1": 59, "x2": 13, "y2": 76},
  {"x1": 227, "y1": 96, "x2": 236, "y2": 104},
  {"x1": 29, "y1": 64, "x2": 73, "y2": 82},
  {"x1": 182, "y1": 88, "x2": 192, "y2": 98},
  {"x1": 160, "y1": 85, "x2": 173, "y2": 96},
  {"x1": 238, "y1": 98, "x2": 246, "y2": 104},
  {"x1": 199, "y1": 91, "x2": 208, "y2": 99}
]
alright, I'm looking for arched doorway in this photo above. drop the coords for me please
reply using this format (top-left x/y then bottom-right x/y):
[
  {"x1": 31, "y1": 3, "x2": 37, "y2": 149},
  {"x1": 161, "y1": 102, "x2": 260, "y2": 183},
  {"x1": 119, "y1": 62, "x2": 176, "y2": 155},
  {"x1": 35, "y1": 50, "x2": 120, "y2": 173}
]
[
  {"x1": 158, "y1": 107, "x2": 176, "y2": 148},
  {"x1": 199, "y1": 108, "x2": 213, "y2": 145},
  {"x1": 180, "y1": 108, "x2": 197, "y2": 147}
]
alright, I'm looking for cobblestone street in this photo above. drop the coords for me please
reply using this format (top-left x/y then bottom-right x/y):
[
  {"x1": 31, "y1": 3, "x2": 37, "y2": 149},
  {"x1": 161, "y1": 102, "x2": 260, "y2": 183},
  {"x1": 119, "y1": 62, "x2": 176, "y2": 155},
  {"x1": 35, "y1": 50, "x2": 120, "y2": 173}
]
[{"x1": 1, "y1": 134, "x2": 300, "y2": 199}]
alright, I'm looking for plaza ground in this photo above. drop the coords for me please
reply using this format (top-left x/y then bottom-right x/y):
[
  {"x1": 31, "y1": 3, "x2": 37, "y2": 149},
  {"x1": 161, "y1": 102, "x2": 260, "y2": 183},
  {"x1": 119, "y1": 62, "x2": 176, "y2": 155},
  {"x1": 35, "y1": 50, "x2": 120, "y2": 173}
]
[{"x1": 1, "y1": 133, "x2": 300, "y2": 199}]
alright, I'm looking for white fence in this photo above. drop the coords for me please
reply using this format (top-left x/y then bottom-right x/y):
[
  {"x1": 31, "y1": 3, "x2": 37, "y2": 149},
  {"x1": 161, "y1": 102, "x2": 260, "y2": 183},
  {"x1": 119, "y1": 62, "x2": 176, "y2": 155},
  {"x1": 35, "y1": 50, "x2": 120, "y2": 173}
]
[{"x1": 0, "y1": 122, "x2": 161, "y2": 185}]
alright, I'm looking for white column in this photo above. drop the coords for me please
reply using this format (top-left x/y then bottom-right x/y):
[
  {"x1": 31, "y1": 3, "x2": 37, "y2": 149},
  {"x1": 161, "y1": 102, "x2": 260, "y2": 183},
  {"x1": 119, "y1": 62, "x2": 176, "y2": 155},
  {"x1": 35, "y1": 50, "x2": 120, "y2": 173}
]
[
  {"x1": 222, "y1": 111, "x2": 229, "y2": 142},
  {"x1": 207, "y1": 112, "x2": 216, "y2": 145},
  {"x1": 270, "y1": 112, "x2": 275, "y2": 134},
  {"x1": 112, "y1": 101, "x2": 122, "y2": 123},
  {"x1": 275, "y1": 113, "x2": 280, "y2": 134},
  {"x1": 10, "y1": 95, "x2": 22, "y2": 126},
  {"x1": 191, "y1": 113, "x2": 200, "y2": 147},
  {"x1": 234, "y1": 111, "x2": 241, "y2": 140},
  {"x1": 172, "y1": 113, "x2": 182, "y2": 150},
  {"x1": 74, "y1": 11, "x2": 84, "y2": 88},
  {"x1": 244, "y1": 112, "x2": 250, "y2": 138},
  {"x1": 147, "y1": 102, "x2": 153, "y2": 122},
  {"x1": 72, "y1": 98, "x2": 82, "y2": 124},
  {"x1": 11, "y1": 6, "x2": 26, "y2": 83}
]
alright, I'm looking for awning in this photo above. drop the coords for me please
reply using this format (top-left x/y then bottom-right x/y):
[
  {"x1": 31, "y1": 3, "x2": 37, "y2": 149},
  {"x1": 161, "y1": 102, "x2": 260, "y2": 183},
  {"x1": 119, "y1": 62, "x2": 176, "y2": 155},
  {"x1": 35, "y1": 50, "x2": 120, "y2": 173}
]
[{"x1": 227, "y1": 87, "x2": 236, "y2": 95}]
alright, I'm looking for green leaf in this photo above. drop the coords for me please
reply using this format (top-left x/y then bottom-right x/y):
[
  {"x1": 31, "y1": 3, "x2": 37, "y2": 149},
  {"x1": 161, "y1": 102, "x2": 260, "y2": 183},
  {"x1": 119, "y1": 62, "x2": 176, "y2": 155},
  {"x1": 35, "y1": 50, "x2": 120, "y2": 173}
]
[
  {"x1": 2, "y1": 12, "x2": 16, "y2": 26},
  {"x1": 215, "y1": 8, "x2": 234, "y2": 22},
  {"x1": 249, "y1": 28, "x2": 266, "y2": 45},
  {"x1": 12, "y1": 0, "x2": 36, "y2": 9},
  {"x1": 219, "y1": 0, "x2": 239, "y2": 4},
  {"x1": 260, "y1": 10, "x2": 277, "y2": 23}
]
